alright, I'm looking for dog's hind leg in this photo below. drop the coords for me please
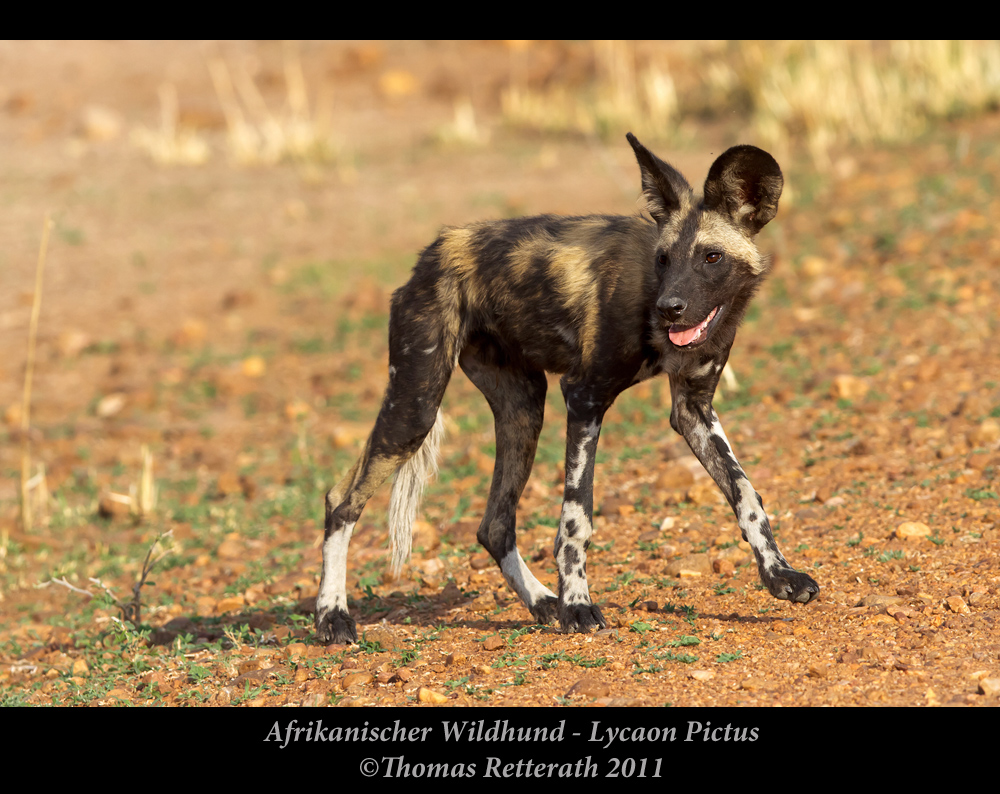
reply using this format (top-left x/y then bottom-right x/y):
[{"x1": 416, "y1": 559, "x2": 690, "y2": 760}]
[
  {"x1": 316, "y1": 294, "x2": 456, "y2": 644},
  {"x1": 459, "y1": 337, "x2": 559, "y2": 624}
]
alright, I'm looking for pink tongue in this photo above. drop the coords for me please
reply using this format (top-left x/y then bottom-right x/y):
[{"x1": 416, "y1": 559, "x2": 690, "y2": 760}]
[
  {"x1": 668, "y1": 307, "x2": 717, "y2": 347},
  {"x1": 669, "y1": 324, "x2": 703, "y2": 346}
]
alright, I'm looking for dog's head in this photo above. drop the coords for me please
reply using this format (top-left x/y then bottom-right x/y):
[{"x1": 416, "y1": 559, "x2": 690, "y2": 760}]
[{"x1": 627, "y1": 133, "x2": 782, "y2": 354}]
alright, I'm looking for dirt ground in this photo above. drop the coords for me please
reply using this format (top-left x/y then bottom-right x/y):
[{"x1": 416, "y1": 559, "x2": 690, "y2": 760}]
[{"x1": 1, "y1": 41, "x2": 999, "y2": 709}]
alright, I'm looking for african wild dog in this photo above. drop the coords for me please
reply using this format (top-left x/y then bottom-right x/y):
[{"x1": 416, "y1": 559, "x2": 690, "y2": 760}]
[{"x1": 315, "y1": 132, "x2": 819, "y2": 644}]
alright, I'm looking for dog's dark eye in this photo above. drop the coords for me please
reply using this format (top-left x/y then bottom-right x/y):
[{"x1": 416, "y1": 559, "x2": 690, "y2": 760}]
[
  {"x1": 706, "y1": 252, "x2": 723, "y2": 264},
  {"x1": 656, "y1": 253, "x2": 668, "y2": 268}
]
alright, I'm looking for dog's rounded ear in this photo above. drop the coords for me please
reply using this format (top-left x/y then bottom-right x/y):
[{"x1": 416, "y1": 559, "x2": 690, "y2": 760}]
[
  {"x1": 627, "y1": 132, "x2": 691, "y2": 227},
  {"x1": 703, "y1": 145, "x2": 783, "y2": 235}
]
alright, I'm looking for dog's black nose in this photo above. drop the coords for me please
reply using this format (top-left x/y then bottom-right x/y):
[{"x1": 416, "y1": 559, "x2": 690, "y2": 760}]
[{"x1": 657, "y1": 296, "x2": 687, "y2": 323}]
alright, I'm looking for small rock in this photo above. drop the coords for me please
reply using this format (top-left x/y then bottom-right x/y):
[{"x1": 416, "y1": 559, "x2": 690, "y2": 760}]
[
  {"x1": 713, "y1": 558, "x2": 735, "y2": 576},
  {"x1": 72, "y1": 658, "x2": 89, "y2": 677},
  {"x1": 470, "y1": 593, "x2": 496, "y2": 613},
  {"x1": 966, "y1": 452, "x2": 994, "y2": 471},
  {"x1": 96, "y1": 392, "x2": 127, "y2": 418},
  {"x1": 341, "y1": 671, "x2": 374, "y2": 689},
  {"x1": 664, "y1": 553, "x2": 713, "y2": 577},
  {"x1": 285, "y1": 643, "x2": 308, "y2": 660},
  {"x1": 832, "y1": 374, "x2": 869, "y2": 401},
  {"x1": 895, "y1": 521, "x2": 931, "y2": 541},
  {"x1": 215, "y1": 596, "x2": 245, "y2": 614},
  {"x1": 740, "y1": 677, "x2": 766, "y2": 691},
  {"x1": 417, "y1": 686, "x2": 448, "y2": 704},
  {"x1": 657, "y1": 465, "x2": 695, "y2": 490},
  {"x1": 689, "y1": 670, "x2": 714, "y2": 681},
  {"x1": 412, "y1": 520, "x2": 439, "y2": 553},
  {"x1": 858, "y1": 594, "x2": 904, "y2": 610},
  {"x1": 968, "y1": 418, "x2": 1000, "y2": 446},
  {"x1": 686, "y1": 481, "x2": 723, "y2": 506},
  {"x1": 945, "y1": 595, "x2": 970, "y2": 614},
  {"x1": 364, "y1": 627, "x2": 403, "y2": 652},
  {"x1": 439, "y1": 581, "x2": 464, "y2": 604},
  {"x1": 216, "y1": 471, "x2": 243, "y2": 497},
  {"x1": 416, "y1": 557, "x2": 444, "y2": 578},
  {"x1": 807, "y1": 663, "x2": 830, "y2": 678},
  {"x1": 859, "y1": 645, "x2": 889, "y2": 661},
  {"x1": 483, "y1": 635, "x2": 504, "y2": 651},
  {"x1": 978, "y1": 678, "x2": 1000, "y2": 697},
  {"x1": 216, "y1": 534, "x2": 244, "y2": 560},
  {"x1": 565, "y1": 678, "x2": 611, "y2": 698}
]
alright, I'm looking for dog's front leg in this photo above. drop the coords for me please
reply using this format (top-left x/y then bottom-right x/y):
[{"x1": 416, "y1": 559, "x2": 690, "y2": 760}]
[
  {"x1": 669, "y1": 374, "x2": 820, "y2": 604},
  {"x1": 554, "y1": 387, "x2": 608, "y2": 633}
]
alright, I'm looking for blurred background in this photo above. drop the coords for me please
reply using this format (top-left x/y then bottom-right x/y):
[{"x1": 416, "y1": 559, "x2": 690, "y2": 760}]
[{"x1": 2, "y1": 41, "x2": 1000, "y2": 705}]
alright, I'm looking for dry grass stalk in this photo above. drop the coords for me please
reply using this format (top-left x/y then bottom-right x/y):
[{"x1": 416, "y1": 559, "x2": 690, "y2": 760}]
[
  {"x1": 130, "y1": 82, "x2": 210, "y2": 165},
  {"x1": 501, "y1": 40, "x2": 1000, "y2": 167},
  {"x1": 209, "y1": 44, "x2": 338, "y2": 166},
  {"x1": 731, "y1": 40, "x2": 1000, "y2": 167},
  {"x1": 19, "y1": 215, "x2": 53, "y2": 533},
  {"x1": 39, "y1": 529, "x2": 174, "y2": 628},
  {"x1": 136, "y1": 444, "x2": 157, "y2": 517},
  {"x1": 501, "y1": 41, "x2": 677, "y2": 140}
]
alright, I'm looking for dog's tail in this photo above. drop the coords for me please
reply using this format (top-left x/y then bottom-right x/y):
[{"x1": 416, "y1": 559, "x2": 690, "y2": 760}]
[{"x1": 387, "y1": 408, "x2": 445, "y2": 577}]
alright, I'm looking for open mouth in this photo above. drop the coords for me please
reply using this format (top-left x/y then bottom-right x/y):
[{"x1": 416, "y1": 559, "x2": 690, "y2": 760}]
[{"x1": 668, "y1": 305, "x2": 722, "y2": 347}]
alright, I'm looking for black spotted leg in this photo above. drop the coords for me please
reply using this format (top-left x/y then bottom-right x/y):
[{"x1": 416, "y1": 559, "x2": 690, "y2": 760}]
[
  {"x1": 669, "y1": 371, "x2": 820, "y2": 604},
  {"x1": 459, "y1": 340, "x2": 559, "y2": 624},
  {"x1": 554, "y1": 386, "x2": 609, "y2": 632}
]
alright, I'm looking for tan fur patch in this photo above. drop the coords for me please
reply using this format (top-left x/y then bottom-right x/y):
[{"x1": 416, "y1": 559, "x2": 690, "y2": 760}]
[
  {"x1": 436, "y1": 226, "x2": 481, "y2": 351},
  {"x1": 696, "y1": 212, "x2": 762, "y2": 273},
  {"x1": 348, "y1": 453, "x2": 403, "y2": 510},
  {"x1": 548, "y1": 245, "x2": 600, "y2": 364}
]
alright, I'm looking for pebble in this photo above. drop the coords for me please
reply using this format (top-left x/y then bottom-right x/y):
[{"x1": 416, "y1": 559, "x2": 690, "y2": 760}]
[
  {"x1": 284, "y1": 643, "x2": 308, "y2": 660},
  {"x1": 665, "y1": 553, "x2": 713, "y2": 577},
  {"x1": 832, "y1": 374, "x2": 869, "y2": 401},
  {"x1": 944, "y1": 595, "x2": 970, "y2": 614},
  {"x1": 686, "y1": 481, "x2": 724, "y2": 506},
  {"x1": 470, "y1": 593, "x2": 496, "y2": 613},
  {"x1": 364, "y1": 626, "x2": 403, "y2": 652},
  {"x1": 895, "y1": 521, "x2": 931, "y2": 541},
  {"x1": 417, "y1": 686, "x2": 448, "y2": 704},
  {"x1": 858, "y1": 594, "x2": 904, "y2": 609},
  {"x1": 565, "y1": 678, "x2": 611, "y2": 698},
  {"x1": 340, "y1": 671, "x2": 374, "y2": 689}
]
